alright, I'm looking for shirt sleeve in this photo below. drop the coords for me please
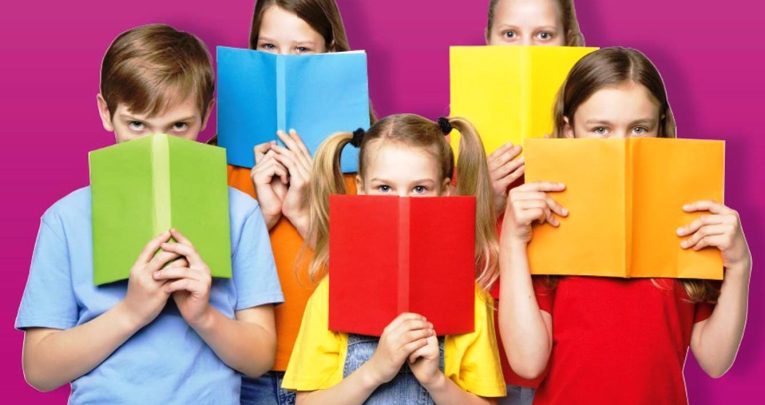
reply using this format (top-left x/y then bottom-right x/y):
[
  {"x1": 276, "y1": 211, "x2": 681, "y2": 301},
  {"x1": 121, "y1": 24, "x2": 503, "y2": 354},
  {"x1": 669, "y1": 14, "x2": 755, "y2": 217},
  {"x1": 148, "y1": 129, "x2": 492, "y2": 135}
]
[
  {"x1": 231, "y1": 195, "x2": 284, "y2": 310},
  {"x1": 533, "y1": 276, "x2": 557, "y2": 314},
  {"x1": 15, "y1": 211, "x2": 79, "y2": 330},
  {"x1": 282, "y1": 279, "x2": 346, "y2": 391},
  {"x1": 444, "y1": 288, "x2": 507, "y2": 397}
]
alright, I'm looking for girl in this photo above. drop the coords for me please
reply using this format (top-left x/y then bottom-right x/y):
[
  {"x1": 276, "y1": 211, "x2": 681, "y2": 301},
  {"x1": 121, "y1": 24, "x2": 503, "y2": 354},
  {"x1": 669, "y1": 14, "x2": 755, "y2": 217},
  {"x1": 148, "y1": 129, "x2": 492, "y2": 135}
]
[
  {"x1": 485, "y1": 0, "x2": 585, "y2": 214},
  {"x1": 484, "y1": 2, "x2": 585, "y2": 403},
  {"x1": 282, "y1": 114, "x2": 506, "y2": 404},
  {"x1": 499, "y1": 47, "x2": 751, "y2": 404},
  {"x1": 226, "y1": 1, "x2": 367, "y2": 404}
]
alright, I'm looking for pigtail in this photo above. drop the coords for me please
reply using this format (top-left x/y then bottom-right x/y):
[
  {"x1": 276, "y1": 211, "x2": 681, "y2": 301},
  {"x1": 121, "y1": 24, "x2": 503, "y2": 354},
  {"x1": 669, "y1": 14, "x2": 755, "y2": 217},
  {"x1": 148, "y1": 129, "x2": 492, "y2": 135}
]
[
  {"x1": 448, "y1": 117, "x2": 500, "y2": 290},
  {"x1": 307, "y1": 131, "x2": 354, "y2": 280}
]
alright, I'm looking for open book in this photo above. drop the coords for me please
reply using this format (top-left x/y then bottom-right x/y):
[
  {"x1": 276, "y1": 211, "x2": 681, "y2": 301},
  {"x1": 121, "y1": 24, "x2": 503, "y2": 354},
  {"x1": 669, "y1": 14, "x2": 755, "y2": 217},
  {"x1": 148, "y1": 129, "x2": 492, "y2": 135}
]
[
  {"x1": 90, "y1": 134, "x2": 231, "y2": 285},
  {"x1": 217, "y1": 46, "x2": 370, "y2": 172},
  {"x1": 328, "y1": 195, "x2": 476, "y2": 336},
  {"x1": 450, "y1": 45, "x2": 597, "y2": 154},
  {"x1": 525, "y1": 137, "x2": 725, "y2": 279}
]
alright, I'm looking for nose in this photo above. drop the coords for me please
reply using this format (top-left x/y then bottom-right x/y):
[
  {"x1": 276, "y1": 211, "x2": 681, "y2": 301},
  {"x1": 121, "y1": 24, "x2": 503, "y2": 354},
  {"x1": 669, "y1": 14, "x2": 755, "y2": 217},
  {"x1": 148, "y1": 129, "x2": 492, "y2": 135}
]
[{"x1": 520, "y1": 36, "x2": 534, "y2": 46}]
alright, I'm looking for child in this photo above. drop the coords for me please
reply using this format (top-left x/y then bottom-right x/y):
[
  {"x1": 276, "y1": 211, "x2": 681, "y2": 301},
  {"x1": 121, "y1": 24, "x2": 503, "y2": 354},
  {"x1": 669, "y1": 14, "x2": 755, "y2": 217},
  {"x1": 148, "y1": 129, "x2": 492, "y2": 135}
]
[
  {"x1": 15, "y1": 24, "x2": 283, "y2": 404},
  {"x1": 484, "y1": 2, "x2": 585, "y2": 403},
  {"x1": 282, "y1": 114, "x2": 506, "y2": 404},
  {"x1": 485, "y1": 0, "x2": 584, "y2": 213},
  {"x1": 227, "y1": 2, "x2": 368, "y2": 404},
  {"x1": 499, "y1": 47, "x2": 751, "y2": 404}
]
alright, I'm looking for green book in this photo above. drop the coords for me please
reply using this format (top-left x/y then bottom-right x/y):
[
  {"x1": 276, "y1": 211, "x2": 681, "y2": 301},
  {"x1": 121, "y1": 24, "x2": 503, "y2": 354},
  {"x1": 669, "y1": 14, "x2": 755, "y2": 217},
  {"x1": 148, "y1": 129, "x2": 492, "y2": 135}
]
[{"x1": 89, "y1": 134, "x2": 232, "y2": 286}]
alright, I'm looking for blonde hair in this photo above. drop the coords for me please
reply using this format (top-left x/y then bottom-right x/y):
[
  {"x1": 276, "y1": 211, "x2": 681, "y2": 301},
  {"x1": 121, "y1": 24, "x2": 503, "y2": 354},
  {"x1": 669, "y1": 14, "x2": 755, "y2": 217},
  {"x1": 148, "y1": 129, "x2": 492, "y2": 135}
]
[
  {"x1": 550, "y1": 47, "x2": 718, "y2": 303},
  {"x1": 487, "y1": 0, "x2": 585, "y2": 46},
  {"x1": 308, "y1": 114, "x2": 499, "y2": 290}
]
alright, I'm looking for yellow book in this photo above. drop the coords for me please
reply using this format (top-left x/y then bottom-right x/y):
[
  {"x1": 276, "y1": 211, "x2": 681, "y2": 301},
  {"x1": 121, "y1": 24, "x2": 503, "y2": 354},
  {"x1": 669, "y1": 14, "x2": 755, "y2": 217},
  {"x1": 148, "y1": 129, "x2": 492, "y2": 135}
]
[
  {"x1": 450, "y1": 46, "x2": 597, "y2": 155},
  {"x1": 524, "y1": 138, "x2": 725, "y2": 280}
]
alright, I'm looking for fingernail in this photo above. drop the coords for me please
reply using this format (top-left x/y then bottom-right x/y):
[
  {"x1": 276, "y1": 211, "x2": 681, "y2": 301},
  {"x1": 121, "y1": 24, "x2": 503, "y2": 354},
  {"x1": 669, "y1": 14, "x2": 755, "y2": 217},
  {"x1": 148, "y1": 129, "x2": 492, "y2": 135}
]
[
  {"x1": 676, "y1": 227, "x2": 684, "y2": 235},
  {"x1": 562, "y1": 208, "x2": 569, "y2": 215}
]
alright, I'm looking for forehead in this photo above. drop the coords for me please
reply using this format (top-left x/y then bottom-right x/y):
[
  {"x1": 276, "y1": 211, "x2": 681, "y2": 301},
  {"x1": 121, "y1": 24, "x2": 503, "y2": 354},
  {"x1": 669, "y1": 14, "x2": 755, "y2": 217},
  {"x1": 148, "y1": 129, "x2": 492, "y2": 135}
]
[
  {"x1": 363, "y1": 141, "x2": 441, "y2": 179},
  {"x1": 259, "y1": 5, "x2": 322, "y2": 40},
  {"x1": 494, "y1": 0, "x2": 561, "y2": 26},
  {"x1": 114, "y1": 92, "x2": 201, "y2": 122},
  {"x1": 574, "y1": 82, "x2": 661, "y2": 122}
]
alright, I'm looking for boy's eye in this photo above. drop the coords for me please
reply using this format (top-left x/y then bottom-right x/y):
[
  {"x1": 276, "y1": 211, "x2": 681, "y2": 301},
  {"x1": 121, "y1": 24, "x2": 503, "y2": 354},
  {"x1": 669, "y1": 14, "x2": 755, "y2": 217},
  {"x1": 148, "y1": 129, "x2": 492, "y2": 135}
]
[
  {"x1": 128, "y1": 121, "x2": 145, "y2": 131},
  {"x1": 502, "y1": 30, "x2": 517, "y2": 39},
  {"x1": 172, "y1": 122, "x2": 189, "y2": 132},
  {"x1": 537, "y1": 32, "x2": 554, "y2": 41}
]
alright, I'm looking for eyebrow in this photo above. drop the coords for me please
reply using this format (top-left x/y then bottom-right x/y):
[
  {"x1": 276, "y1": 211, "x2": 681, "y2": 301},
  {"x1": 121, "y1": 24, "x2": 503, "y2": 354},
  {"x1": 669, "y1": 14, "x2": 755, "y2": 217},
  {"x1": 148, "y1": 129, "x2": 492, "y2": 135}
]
[
  {"x1": 369, "y1": 178, "x2": 437, "y2": 184},
  {"x1": 119, "y1": 114, "x2": 195, "y2": 123}
]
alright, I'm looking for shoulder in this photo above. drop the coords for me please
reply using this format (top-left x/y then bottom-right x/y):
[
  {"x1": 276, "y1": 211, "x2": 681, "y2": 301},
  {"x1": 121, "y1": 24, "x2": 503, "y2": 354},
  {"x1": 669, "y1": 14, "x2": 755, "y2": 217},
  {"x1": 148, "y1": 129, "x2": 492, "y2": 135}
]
[{"x1": 41, "y1": 186, "x2": 91, "y2": 229}]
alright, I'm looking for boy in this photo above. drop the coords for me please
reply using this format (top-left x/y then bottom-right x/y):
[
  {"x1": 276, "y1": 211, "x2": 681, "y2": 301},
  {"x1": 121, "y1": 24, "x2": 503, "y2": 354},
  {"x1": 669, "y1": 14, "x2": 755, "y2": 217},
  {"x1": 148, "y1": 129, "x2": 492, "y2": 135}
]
[{"x1": 16, "y1": 24, "x2": 283, "y2": 404}]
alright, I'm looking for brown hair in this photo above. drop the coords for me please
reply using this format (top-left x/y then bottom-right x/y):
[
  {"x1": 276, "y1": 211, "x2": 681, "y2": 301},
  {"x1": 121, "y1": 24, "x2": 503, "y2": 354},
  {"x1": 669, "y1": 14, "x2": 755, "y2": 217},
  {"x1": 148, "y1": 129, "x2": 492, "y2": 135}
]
[
  {"x1": 487, "y1": 0, "x2": 584, "y2": 46},
  {"x1": 550, "y1": 47, "x2": 718, "y2": 303},
  {"x1": 308, "y1": 114, "x2": 500, "y2": 290},
  {"x1": 100, "y1": 24, "x2": 214, "y2": 118},
  {"x1": 553, "y1": 47, "x2": 676, "y2": 138},
  {"x1": 250, "y1": 0, "x2": 351, "y2": 52}
]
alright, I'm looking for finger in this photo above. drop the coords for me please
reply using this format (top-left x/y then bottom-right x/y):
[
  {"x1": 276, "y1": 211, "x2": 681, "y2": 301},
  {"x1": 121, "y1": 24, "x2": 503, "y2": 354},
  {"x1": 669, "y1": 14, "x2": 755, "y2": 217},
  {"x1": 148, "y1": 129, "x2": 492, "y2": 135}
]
[
  {"x1": 274, "y1": 153, "x2": 309, "y2": 183},
  {"x1": 137, "y1": 231, "x2": 172, "y2": 264},
  {"x1": 400, "y1": 327, "x2": 435, "y2": 346},
  {"x1": 494, "y1": 156, "x2": 525, "y2": 180},
  {"x1": 147, "y1": 250, "x2": 183, "y2": 272},
  {"x1": 165, "y1": 257, "x2": 189, "y2": 269},
  {"x1": 153, "y1": 266, "x2": 194, "y2": 281},
  {"x1": 384, "y1": 313, "x2": 427, "y2": 333},
  {"x1": 688, "y1": 235, "x2": 728, "y2": 252},
  {"x1": 253, "y1": 142, "x2": 273, "y2": 164},
  {"x1": 546, "y1": 196, "x2": 569, "y2": 217},
  {"x1": 401, "y1": 338, "x2": 429, "y2": 356},
  {"x1": 680, "y1": 225, "x2": 729, "y2": 249},
  {"x1": 676, "y1": 215, "x2": 725, "y2": 237},
  {"x1": 489, "y1": 143, "x2": 520, "y2": 165},
  {"x1": 683, "y1": 200, "x2": 729, "y2": 215},
  {"x1": 163, "y1": 278, "x2": 201, "y2": 294},
  {"x1": 517, "y1": 181, "x2": 565, "y2": 193},
  {"x1": 165, "y1": 231, "x2": 205, "y2": 268}
]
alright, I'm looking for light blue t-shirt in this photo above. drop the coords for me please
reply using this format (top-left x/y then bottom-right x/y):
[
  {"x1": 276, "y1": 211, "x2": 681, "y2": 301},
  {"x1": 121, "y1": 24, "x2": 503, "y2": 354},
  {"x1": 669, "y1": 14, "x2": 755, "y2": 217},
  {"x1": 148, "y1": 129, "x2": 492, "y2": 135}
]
[{"x1": 16, "y1": 186, "x2": 284, "y2": 405}]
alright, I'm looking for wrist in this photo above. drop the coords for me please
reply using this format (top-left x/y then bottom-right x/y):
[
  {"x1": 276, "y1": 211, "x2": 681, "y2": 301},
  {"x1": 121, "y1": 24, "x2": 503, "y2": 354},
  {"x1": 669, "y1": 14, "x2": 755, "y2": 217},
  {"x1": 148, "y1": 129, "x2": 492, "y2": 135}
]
[
  {"x1": 188, "y1": 305, "x2": 217, "y2": 332},
  {"x1": 113, "y1": 300, "x2": 148, "y2": 332},
  {"x1": 422, "y1": 370, "x2": 447, "y2": 394},
  {"x1": 358, "y1": 360, "x2": 385, "y2": 390}
]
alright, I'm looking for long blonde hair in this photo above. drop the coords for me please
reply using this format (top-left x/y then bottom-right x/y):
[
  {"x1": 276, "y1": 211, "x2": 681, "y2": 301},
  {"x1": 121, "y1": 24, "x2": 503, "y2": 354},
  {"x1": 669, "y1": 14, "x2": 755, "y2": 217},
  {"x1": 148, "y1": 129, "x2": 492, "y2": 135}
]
[
  {"x1": 308, "y1": 114, "x2": 500, "y2": 290},
  {"x1": 551, "y1": 47, "x2": 718, "y2": 303}
]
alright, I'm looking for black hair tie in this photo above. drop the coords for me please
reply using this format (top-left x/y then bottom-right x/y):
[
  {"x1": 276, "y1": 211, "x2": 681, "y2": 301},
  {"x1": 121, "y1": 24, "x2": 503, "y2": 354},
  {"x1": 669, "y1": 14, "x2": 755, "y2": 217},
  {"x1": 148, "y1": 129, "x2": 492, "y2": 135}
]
[
  {"x1": 350, "y1": 128, "x2": 365, "y2": 148},
  {"x1": 437, "y1": 117, "x2": 452, "y2": 135}
]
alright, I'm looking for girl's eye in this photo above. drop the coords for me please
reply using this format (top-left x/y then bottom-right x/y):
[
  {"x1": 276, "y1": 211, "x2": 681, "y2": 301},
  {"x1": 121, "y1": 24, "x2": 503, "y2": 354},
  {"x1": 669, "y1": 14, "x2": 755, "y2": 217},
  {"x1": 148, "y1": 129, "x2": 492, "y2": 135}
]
[
  {"x1": 259, "y1": 43, "x2": 276, "y2": 51},
  {"x1": 502, "y1": 30, "x2": 517, "y2": 39},
  {"x1": 413, "y1": 186, "x2": 428, "y2": 194},
  {"x1": 172, "y1": 122, "x2": 189, "y2": 132},
  {"x1": 295, "y1": 46, "x2": 312, "y2": 54},
  {"x1": 593, "y1": 127, "x2": 609, "y2": 136},
  {"x1": 128, "y1": 121, "x2": 145, "y2": 131},
  {"x1": 632, "y1": 127, "x2": 648, "y2": 135},
  {"x1": 377, "y1": 185, "x2": 391, "y2": 193},
  {"x1": 537, "y1": 31, "x2": 554, "y2": 41}
]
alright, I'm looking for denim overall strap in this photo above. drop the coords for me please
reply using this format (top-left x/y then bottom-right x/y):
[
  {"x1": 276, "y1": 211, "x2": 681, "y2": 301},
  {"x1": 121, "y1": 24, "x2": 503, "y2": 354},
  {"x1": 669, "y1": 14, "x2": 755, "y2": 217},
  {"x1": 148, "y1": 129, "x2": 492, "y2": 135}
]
[{"x1": 343, "y1": 334, "x2": 445, "y2": 405}]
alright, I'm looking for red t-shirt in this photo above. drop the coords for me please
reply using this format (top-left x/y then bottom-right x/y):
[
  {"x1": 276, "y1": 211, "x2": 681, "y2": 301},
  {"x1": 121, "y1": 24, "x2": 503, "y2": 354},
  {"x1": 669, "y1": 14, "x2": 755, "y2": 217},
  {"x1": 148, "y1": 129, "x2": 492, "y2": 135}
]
[{"x1": 532, "y1": 276, "x2": 715, "y2": 405}]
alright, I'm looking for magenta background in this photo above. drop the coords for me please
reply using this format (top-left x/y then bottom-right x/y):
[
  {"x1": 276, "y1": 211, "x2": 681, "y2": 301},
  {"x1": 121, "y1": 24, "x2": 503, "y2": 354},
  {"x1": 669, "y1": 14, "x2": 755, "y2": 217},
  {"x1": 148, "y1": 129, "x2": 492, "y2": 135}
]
[{"x1": 1, "y1": 0, "x2": 763, "y2": 402}]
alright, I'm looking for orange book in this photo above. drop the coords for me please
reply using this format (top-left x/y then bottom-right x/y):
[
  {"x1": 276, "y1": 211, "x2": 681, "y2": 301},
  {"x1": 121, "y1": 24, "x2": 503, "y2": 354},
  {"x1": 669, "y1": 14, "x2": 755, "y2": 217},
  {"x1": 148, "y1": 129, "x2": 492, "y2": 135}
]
[{"x1": 524, "y1": 138, "x2": 725, "y2": 279}]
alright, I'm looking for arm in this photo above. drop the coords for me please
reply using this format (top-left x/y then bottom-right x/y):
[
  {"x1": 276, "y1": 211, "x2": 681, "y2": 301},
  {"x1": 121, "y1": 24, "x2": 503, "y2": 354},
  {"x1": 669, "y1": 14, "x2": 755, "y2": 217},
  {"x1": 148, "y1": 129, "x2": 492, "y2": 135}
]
[
  {"x1": 251, "y1": 142, "x2": 288, "y2": 230},
  {"x1": 487, "y1": 143, "x2": 525, "y2": 216},
  {"x1": 155, "y1": 229, "x2": 277, "y2": 377},
  {"x1": 681, "y1": 201, "x2": 751, "y2": 377},
  {"x1": 23, "y1": 232, "x2": 178, "y2": 391},
  {"x1": 497, "y1": 182, "x2": 567, "y2": 379},
  {"x1": 296, "y1": 313, "x2": 433, "y2": 405}
]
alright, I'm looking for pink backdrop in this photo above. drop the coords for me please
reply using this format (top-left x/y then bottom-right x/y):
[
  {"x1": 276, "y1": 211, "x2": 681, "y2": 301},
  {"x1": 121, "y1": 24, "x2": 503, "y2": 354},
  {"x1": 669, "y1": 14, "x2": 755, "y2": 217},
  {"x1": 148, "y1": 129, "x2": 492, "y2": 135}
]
[{"x1": 1, "y1": 0, "x2": 763, "y2": 402}]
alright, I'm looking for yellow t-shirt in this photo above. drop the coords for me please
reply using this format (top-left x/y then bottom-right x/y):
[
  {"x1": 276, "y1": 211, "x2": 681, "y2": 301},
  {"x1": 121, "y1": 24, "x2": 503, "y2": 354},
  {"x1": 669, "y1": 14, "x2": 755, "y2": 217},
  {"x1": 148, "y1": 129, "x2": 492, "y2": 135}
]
[{"x1": 282, "y1": 278, "x2": 506, "y2": 398}]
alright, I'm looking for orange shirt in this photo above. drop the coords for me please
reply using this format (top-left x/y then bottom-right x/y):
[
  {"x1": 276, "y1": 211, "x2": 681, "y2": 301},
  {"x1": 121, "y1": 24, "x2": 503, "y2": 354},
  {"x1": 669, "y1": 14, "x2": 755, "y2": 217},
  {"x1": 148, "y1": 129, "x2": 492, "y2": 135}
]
[{"x1": 226, "y1": 165, "x2": 357, "y2": 371}]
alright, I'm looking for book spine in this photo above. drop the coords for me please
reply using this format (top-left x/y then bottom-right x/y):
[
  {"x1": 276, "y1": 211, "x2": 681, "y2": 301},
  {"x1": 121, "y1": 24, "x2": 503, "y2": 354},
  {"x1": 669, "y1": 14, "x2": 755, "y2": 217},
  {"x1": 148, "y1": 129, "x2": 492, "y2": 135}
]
[
  {"x1": 398, "y1": 198, "x2": 411, "y2": 315},
  {"x1": 152, "y1": 134, "x2": 172, "y2": 234},
  {"x1": 625, "y1": 139, "x2": 633, "y2": 277},
  {"x1": 276, "y1": 56, "x2": 287, "y2": 134},
  {"x1": 520, "y1": 49, "x2": 530, "y2": 140}
]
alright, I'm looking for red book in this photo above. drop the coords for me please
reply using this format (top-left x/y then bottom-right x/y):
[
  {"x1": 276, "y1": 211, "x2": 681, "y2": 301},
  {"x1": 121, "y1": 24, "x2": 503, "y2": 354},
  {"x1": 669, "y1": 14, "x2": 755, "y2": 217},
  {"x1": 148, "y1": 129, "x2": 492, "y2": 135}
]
[{"x1": 328, "y1": 195, "x2": 476, "y2": 336}]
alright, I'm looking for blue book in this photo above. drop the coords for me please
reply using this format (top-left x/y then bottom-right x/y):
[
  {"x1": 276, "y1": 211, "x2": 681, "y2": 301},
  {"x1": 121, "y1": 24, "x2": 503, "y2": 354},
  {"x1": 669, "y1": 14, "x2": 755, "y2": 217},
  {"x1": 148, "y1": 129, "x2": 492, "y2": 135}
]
[{"x1": 217, "y1": 46, "x2": 370, "y2": 172}]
